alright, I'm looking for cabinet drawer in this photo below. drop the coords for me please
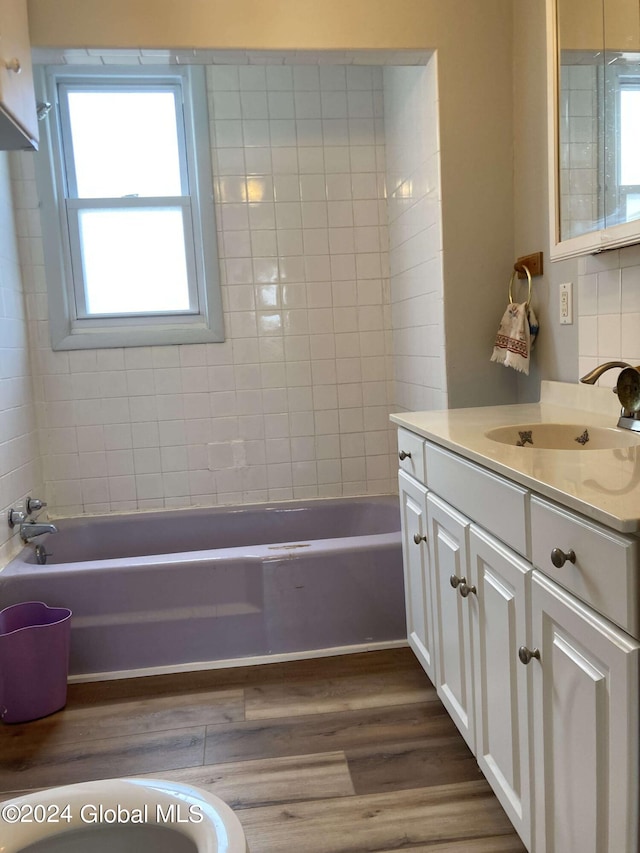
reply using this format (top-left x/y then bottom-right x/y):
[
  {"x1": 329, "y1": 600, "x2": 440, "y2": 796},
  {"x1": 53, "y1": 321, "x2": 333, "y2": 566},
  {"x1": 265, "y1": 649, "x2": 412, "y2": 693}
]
[
  {"x1": 531, "y1": 496, "x2": 640, "y2": 637},
  {"x1": 424, "y1": 442, "x2": 529, "y2": 557},
  {"x1": 396, "y1": 428, "x2": 427, "y2": 482}
]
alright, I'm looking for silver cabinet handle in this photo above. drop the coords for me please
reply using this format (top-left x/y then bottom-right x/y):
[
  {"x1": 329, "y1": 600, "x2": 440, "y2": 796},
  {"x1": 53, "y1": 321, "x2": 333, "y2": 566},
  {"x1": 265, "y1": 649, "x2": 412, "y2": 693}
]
[
  {"x1": 459, "y1": 583, "x2": 477, "y2": 598},
  {"x1": 413, "y1": 533, "x2": 426, "y2": 545},
  {"x1": 398, "y1": 450, "x2": 412, "y2": 461},
  {"x1": 518, "y1": 646, "x2": 541, "y2": 665},
  {"x1": 551, "y1": 548, "x2": 576, "y2": 568},
  {"x1": 450, "y1": 574, "x2": 465, "y2": 589},
  {"x1": 3, "y1": 58, "x2": 22, "y2": 74}
]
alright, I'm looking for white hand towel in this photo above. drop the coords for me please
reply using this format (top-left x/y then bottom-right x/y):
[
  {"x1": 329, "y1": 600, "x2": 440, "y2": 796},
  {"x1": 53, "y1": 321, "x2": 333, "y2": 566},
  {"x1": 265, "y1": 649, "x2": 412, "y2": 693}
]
[{"x1": 490, "y1": 302, "x2": 539, "y2": 375}]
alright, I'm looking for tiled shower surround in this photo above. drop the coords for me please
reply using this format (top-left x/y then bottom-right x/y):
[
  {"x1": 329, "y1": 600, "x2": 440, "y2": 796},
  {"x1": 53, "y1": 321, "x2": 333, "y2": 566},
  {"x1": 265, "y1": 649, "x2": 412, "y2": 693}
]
[
  {"x1": 0, "y1": 153, "x2": 42, "y2": 562},
  {"x1": 385, "y1": 62, "x2": 444, "y2": 413},
  {"x1": 11, "y1": 62, "x2": 437, "y2": 516}
]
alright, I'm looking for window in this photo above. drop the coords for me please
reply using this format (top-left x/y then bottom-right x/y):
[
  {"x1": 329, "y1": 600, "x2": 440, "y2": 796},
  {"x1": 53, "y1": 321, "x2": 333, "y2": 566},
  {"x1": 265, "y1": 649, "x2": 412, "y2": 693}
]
[
  {"x1": 619, "y1": 80, "x2": 640, "y2": 222},
  {"x1": 601, "y1": 65, "x2": 640, "y2": 229},
  {"x1": 35, "y1": 66, "x2": 224, "y2": 349}
]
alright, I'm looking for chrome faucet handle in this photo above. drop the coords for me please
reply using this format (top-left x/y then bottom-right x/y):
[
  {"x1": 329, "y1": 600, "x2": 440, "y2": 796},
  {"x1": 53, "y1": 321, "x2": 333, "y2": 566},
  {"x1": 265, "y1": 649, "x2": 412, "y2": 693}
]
[
  {"x1": 7, "y1": 508, "x2": 26, "y2": 528},
  {"x1": 26, "y1": 497, "x2": 47, "y2": 515}
]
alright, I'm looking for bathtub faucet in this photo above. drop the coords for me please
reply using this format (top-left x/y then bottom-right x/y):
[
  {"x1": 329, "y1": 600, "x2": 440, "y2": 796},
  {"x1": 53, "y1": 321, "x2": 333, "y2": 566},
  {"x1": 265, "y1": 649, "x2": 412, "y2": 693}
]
[{"x1": 19, "y1": 522, "x2": 58, "y2": 543}]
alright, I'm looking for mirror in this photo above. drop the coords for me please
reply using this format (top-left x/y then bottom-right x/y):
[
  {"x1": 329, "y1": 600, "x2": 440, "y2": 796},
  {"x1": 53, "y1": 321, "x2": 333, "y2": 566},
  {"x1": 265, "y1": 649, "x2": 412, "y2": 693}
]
[{"x1": 548, "y1": 0, "x2": 640, "y2": 258}]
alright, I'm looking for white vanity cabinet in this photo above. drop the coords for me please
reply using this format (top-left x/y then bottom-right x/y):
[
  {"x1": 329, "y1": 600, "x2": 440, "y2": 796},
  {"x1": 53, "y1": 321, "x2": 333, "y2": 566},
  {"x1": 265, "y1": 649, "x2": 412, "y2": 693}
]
[
  {"x1": 469, "y1": 525, "x2": 532, "y2": 848},
  {"x1": 530, "y1": 570, "x2": 640, "y2": 853},
  {"x1": 395, "y1": 427, "x2": 640, "y2": 853},
  {"x1": 427, "y1": 492, "x2": 476, "y2": 752},
  {"x1": 425, "y1": 492, "x2": 532, "y2": 846},
  {"x1": 398, "y1": 469, "x2": 434, "y2": 682},
  {"x1": 0, "y1": 0, "x2": 38, "y2": 150}
]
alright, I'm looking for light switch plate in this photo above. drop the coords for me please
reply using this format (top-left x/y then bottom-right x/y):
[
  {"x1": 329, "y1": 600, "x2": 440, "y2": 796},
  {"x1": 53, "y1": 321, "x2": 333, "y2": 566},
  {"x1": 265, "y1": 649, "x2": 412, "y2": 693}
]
[{"x1": 559, "y1": 282, "x2": 573, "y2": 324}]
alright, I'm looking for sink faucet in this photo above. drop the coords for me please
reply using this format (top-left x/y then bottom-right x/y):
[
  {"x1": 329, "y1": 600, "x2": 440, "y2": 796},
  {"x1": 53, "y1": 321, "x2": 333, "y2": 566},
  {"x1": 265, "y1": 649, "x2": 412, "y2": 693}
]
[
  {"x1": 580, "y1": 361, "x2": 640, "y2": 432},
  {"x1": 579, "y1": 361, "x2": 634, "y2": 385},
  {"x1": 19, "y1": 522, "x2": 58, "y2": 543}
]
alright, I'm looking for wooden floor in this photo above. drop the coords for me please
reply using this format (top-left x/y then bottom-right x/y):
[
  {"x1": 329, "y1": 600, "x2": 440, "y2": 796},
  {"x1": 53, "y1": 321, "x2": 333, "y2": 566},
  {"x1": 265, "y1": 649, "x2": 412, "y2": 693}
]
[{"x1": 0, "y1": 648, "x2": 526, "y2": 852}]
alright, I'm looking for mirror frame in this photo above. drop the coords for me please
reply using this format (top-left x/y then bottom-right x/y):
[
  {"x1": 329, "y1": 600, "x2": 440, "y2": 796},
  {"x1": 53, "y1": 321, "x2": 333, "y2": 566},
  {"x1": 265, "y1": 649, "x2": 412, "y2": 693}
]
[{"x1": 547, "y1": 0, "x2": 640, "y2": 259}]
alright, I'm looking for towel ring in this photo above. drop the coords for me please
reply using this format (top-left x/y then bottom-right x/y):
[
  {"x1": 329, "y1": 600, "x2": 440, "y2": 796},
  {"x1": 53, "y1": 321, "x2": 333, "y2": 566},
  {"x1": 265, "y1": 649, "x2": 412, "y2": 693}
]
[{"x1": 509, "y1": 264, "x2": 532, "y2": 308}]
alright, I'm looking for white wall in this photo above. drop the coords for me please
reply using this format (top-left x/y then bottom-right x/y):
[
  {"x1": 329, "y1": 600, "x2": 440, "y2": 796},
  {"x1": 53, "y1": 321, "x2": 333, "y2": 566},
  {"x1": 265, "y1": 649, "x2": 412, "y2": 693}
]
[
  {"x1": 0, "y1": 153, "x2": 42, "y2": 562},
  {"x1": 384, "y1": 60, "x2": 446, "y2": 413},
  {"x1": 514, "y1": 0, "x2": 579, "y2": 399},
  {"x1": 16, "y1": 61, "x2": 399, "y2": 516}
]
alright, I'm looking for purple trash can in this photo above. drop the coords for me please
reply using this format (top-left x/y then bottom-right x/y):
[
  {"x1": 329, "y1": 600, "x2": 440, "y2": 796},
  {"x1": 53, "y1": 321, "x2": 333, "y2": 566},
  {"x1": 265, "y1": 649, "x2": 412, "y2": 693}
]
[{"x1": 0, "y1": 601, "x2": 72, "y2": 724}]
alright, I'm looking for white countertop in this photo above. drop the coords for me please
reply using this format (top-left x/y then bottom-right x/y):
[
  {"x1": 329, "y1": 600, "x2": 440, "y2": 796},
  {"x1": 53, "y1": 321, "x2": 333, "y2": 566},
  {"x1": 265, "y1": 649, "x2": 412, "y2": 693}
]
[{"x1": 390, "y1": 381, "x2": 640, "y2": 534}]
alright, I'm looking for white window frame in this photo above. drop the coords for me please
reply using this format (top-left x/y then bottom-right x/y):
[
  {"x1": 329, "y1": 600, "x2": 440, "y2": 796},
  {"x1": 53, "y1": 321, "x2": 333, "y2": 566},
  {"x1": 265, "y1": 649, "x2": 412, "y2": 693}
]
[{"x1": 35, "y1": 65, "x2": 224, "y2": 350}]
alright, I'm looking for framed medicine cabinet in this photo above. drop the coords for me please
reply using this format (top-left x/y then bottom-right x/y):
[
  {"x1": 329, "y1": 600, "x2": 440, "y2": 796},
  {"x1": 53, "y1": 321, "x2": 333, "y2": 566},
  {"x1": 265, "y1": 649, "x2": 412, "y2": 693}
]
[{"x1": 547, "y1": 0, "x2": 640, "y2": 258}]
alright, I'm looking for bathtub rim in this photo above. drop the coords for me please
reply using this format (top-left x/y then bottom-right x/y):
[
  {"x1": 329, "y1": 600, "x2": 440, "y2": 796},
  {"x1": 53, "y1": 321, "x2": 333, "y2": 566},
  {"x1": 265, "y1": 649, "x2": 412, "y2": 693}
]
[
  {"x1": 3, "y1": 529, "x2": 399, "y2": 576},
  {"x1": 3, "y1": 493, "x2": 401, "y2": 571}
]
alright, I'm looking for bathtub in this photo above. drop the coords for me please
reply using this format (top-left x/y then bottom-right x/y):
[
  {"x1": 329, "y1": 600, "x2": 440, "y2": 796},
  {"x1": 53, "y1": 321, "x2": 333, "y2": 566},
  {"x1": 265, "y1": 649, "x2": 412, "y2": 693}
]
[{"x1": 0, "y1": 496, "x2": 405, "y2": 680}]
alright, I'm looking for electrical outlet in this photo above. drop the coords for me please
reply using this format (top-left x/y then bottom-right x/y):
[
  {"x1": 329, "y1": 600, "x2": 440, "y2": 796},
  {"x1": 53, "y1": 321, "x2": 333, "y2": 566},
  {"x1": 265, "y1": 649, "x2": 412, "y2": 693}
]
[{"x1": 559, "y1": 282, "x2": 573, "y2": 324}]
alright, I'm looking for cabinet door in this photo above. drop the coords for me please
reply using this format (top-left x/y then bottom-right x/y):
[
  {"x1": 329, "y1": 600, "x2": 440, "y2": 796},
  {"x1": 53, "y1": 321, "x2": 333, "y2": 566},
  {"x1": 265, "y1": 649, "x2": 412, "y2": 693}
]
[
  {"x1": 427, "y1": 492, "x2": 475, "y2": 751},
  {"x1": 0, "y1": 0, "x2": 38, "y2": 149},
  {"x1": 469, "y1": 526, "x2": 531, "y2": 850},
  {"x1": 530, "y1": 570, "x2": 640, "y2": 853},
  {"x1": 398, "y1": 470, "x2": 434, "y2": 682}
]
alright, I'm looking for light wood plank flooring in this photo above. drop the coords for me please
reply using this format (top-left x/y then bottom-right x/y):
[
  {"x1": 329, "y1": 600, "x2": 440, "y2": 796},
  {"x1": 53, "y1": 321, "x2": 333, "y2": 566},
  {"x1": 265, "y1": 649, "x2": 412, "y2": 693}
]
[{"x1": 0, "y1": 648, "x2": 526, "y2": 852}]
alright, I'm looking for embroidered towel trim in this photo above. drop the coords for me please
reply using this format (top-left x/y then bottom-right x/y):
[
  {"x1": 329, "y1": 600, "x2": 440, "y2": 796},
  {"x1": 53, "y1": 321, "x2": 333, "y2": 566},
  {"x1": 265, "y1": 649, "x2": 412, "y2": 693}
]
[{"x1": 490, "y1": 302, "x2": 539, "y2": 375}]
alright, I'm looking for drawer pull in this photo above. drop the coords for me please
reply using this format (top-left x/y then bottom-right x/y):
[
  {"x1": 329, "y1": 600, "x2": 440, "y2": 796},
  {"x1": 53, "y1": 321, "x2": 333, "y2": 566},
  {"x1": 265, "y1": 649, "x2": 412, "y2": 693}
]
[
  {"x1": 551, "y1": 548, "x2": 576, "y2": 568},
  {"x1": 413, "y1": 533, "x2": 427, "y2": 545},
  {"x1": 518, "y1": 646, "x2": 541, "y2": 665},
  {"x1": 459, "y1": 582, "x2": 477, "y2": 598},
  {"x1": 450, "y1": 574, "x2": 465, "y2": 589},
  {"x1": 398, "y1": 450, "x2": 412, "y2": 461}
]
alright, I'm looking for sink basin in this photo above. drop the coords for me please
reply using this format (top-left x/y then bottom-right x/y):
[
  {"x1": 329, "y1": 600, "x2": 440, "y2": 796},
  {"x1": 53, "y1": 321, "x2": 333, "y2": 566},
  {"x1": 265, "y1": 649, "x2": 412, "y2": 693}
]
[{"x1": 485, "y1": 423, "x2": 640, "y2": 450}]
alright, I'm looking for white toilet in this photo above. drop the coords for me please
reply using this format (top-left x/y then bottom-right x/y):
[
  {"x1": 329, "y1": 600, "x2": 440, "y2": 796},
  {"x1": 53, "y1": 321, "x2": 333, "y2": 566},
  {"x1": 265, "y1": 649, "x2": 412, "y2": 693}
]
[{"x1": 1, "y1": 778, "x2": 248, "y2": 852}]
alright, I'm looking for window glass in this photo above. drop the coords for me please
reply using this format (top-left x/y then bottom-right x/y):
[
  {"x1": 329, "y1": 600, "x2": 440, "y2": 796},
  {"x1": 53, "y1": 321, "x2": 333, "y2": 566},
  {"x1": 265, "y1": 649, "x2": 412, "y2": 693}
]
[
  {"x1": 626, "y1": 193, "x2": 640, "y2": 221},
  {"x1": 76, "y1": 207, "x2": 192, "y2": 315},
  {"x1": 620, "y1": 87, "x2": 640, "y2": 186},
  {"x1": 65, "y1": 89, "x2": 184, "y2": 198}
]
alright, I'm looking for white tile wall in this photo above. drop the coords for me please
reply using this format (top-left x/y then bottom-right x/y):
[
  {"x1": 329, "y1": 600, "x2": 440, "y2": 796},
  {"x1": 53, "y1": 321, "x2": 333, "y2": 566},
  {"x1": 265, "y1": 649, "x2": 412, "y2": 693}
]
[
  {"x1": 0, "y1": 153, "x2": 42, "y2": 562},
  {"x1": 577, "y1": 244, "x2": 640, "y2": 384},
  {"x1": 383, "y1": 60, "x2": 446, "y2": 412},
  {"x1": 15, "y1": 64, "x2": 400, "y2": 515}
]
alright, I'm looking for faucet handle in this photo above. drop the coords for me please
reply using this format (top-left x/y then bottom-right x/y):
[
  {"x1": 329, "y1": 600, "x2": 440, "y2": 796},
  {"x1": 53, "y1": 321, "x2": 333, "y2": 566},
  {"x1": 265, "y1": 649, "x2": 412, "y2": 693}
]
[
  {"x1": 7, "y1": 508, "x2": 26, "y2": 528},
  {"x1": 26, "y1": 497, "x2": 47, "y2": 515}
]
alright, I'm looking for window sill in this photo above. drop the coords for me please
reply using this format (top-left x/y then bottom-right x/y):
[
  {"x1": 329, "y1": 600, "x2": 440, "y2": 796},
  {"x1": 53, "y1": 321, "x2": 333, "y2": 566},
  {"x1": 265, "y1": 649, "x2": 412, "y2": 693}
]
[{"x1": 51, "y1": 320, "x2": 225, "y2": 351}]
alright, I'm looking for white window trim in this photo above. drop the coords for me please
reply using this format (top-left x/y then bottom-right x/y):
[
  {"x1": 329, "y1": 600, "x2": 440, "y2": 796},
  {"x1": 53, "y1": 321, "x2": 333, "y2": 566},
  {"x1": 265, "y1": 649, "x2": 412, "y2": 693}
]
[{"x1": 35, "y1": 64, "x2": 225, "y2": 350}]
